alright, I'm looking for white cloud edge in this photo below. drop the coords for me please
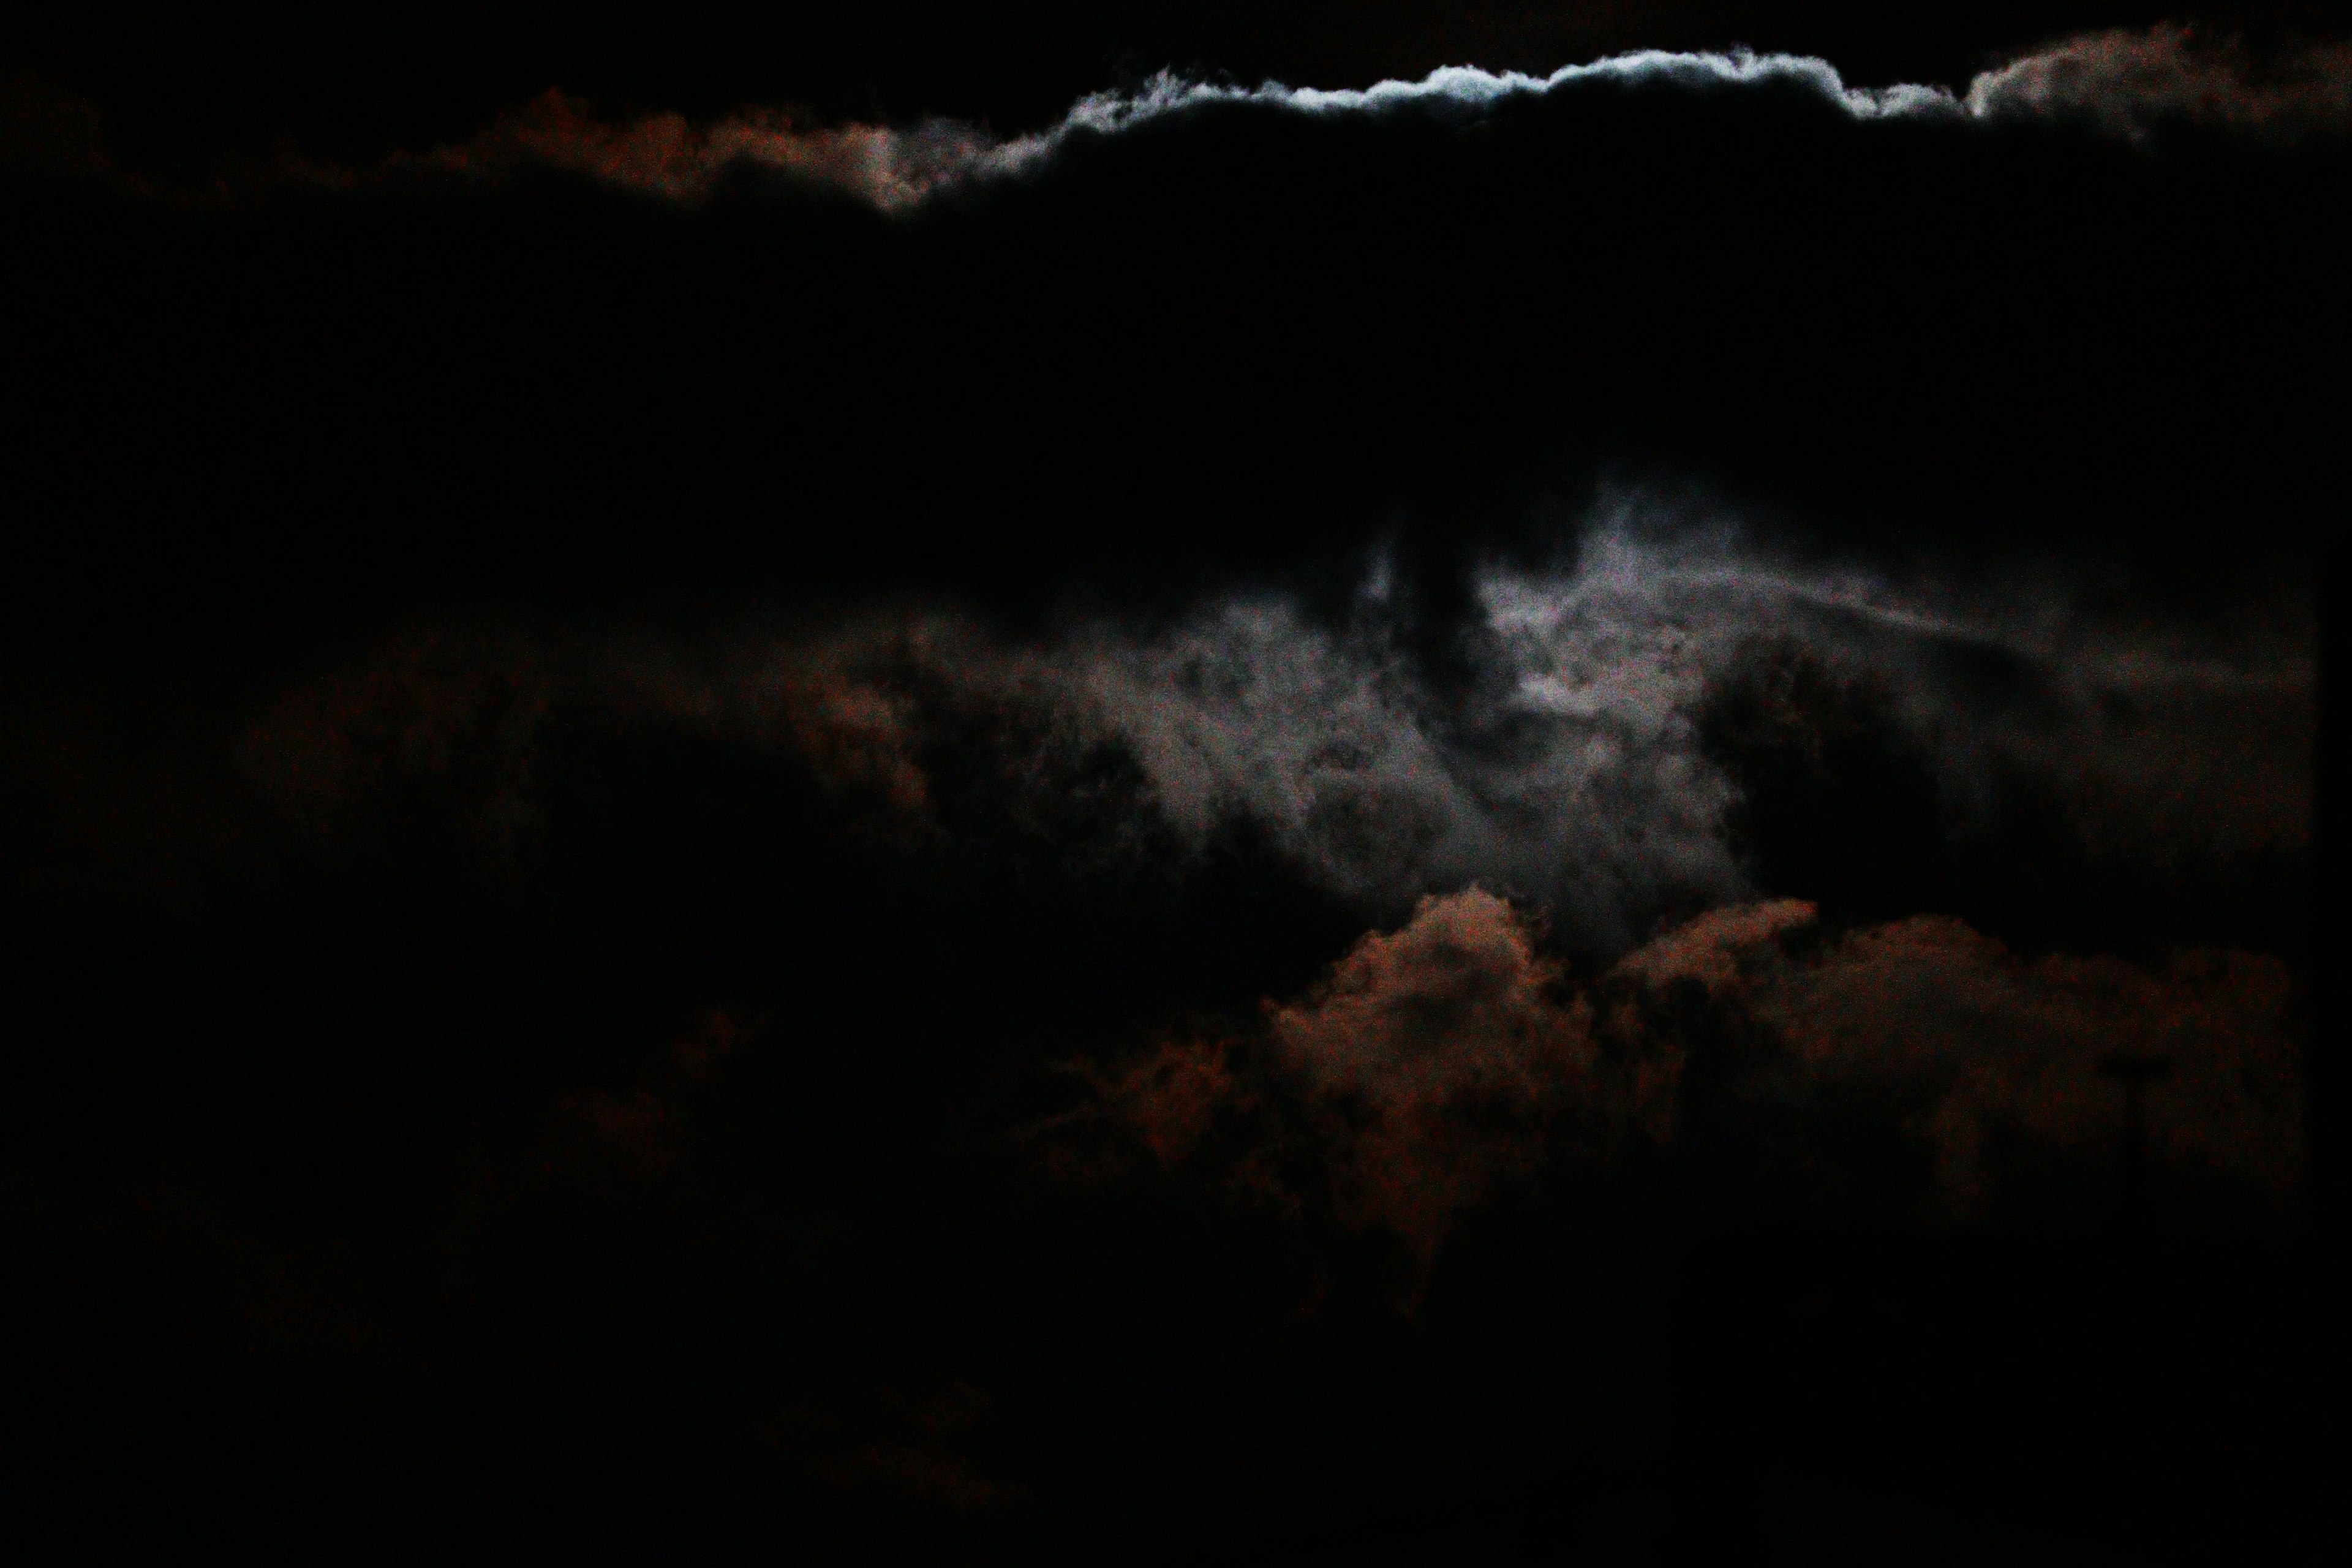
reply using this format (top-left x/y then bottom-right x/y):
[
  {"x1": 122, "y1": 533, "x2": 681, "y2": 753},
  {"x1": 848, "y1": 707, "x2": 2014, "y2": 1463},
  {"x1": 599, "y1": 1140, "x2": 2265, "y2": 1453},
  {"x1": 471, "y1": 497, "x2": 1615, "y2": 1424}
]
[{"x1": 706, "y1": 28, "x2": 2349, "y2": 210}]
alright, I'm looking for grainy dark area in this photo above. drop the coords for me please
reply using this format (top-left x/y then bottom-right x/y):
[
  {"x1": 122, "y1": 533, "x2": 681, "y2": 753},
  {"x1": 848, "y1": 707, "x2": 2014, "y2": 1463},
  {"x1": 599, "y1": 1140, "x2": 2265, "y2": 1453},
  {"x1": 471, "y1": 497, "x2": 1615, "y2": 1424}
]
[{"x1": 3, "y1": 7, "x2": 2343, "y2": 1561}]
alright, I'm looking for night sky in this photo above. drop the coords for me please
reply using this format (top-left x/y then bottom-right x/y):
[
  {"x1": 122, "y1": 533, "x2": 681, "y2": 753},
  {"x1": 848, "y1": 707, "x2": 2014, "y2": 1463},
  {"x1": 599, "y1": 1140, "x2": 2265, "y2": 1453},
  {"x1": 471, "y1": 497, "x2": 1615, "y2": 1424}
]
[{"x1": 3, "y1": 5, "x2": 2345, "y2": 1561}]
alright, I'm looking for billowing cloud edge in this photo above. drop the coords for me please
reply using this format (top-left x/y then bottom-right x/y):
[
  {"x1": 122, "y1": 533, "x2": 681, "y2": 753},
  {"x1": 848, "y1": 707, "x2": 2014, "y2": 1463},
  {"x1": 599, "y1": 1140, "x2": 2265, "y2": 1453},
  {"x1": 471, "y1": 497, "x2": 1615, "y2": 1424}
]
[
  {"x1": 11, "y1": 26, "x2": 2348, "y2": 208},
  {"x1": 376, "y1": 28, "x2": 2352, "y2": 208},
  {"x1": 1058, "y1": 890, "x2": 2303, "y2": 1275}
]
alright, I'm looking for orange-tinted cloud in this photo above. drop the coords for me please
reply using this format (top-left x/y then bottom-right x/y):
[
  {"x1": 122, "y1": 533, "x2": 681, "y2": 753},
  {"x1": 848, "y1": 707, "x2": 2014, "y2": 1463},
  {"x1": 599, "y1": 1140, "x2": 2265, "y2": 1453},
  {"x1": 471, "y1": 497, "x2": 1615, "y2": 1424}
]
[
  {"x1": 1077, "y1": 889, "x2": 1602, "y2": 1265},
  {"x1": 1611, "y1": 901, "x2": 2305, "y2": 1218},
  {"x1": 1264, "y1": 888, "x2": 1597, "y2": 1261},
  {"x1": 1967, "y1": 24, "x2": 2352, "y2": 140},
  {"x1": 1757, "y1": 917, "x2": 2304, "y2": 1216},
  {"x1": 744, "y1": 663, "x2": 934, "y2": 823},
  {"x1": 380, "y1": 89, "x2": 1016, "y2": 209},
  {"x1": 1074, "y1": 893, "x2": 2304, "y2": 1267},
  {"x1": 1611, "y1": 898, "x2": 1817, "y2": 995}
]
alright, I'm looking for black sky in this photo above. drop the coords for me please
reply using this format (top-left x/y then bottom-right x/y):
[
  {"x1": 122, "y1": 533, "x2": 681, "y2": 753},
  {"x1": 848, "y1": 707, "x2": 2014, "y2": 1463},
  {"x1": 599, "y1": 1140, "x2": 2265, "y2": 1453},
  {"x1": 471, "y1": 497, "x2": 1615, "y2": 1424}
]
[{"x1": 2, "y1": 7, "x2": 2344, "y2": 1562}]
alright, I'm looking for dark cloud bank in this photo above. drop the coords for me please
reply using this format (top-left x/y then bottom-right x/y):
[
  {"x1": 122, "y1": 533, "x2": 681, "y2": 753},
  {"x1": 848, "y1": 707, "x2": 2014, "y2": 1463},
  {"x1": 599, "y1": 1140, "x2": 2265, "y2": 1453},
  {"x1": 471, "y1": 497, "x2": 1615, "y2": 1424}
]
[
  {"x1": 2, "y1": 21, "x2": 2343, "y2": 1564},
  {"x1": 9, "y1": 25, "x2": 2350, "y2": 640}
]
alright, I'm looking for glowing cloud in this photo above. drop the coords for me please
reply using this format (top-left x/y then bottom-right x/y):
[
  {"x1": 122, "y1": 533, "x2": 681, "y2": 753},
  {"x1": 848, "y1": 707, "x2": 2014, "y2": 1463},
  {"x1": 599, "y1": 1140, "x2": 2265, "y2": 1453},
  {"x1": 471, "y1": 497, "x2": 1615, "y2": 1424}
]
[{"x1": 158, "y1": 27, "x2": 2352, "y2": 209}]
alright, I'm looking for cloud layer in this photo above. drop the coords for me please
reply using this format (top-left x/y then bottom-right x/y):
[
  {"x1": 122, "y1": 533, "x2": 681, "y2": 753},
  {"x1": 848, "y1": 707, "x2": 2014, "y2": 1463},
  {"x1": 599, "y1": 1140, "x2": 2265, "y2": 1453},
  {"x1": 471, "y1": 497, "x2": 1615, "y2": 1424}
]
[
  {"x1": 1967, "y1": 24, "x2": 2352, "y2": 139},
  {"x1": 129, "y1": 28, "x2": 2347, "y2": 208},
  {"x1": 1079, "y1": 890, "x2": 2302, "y2": 1262},
  {"x1": 1076, "y1": 889, "x2": 1602, "y2": 1264},
  {"x1": 675, "y1": 516, "x2": 2305, "y2": 946},
  {"x1": 1, "y1": 15, "x2": 2332, "y2": 1558},
  {"x1": 162, "y1": 500, "x2": 2302, "y2": 971},
  {"x1": 13, "y1": 24, "x2": 2345, "y2": 679}
]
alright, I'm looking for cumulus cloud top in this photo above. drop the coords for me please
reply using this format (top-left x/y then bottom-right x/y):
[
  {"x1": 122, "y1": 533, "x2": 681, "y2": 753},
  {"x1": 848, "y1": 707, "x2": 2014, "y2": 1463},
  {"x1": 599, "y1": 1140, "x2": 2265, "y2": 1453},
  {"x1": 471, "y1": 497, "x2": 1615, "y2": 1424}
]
[
  {"x1": 1076, "y1": 889, "x2": 1599, "y2": 1267},
  {"x1": 1264, "y1": 888, "x2": 1596, "y2": 1260},
  {"x1": 1076, "y1": 893, "x2": 2302, "y2": 1266},
  {"x1": 1053, "y1": 46, "x2": 1961, "y2": 134},
  {"x1": 1033, "y1": 26, "x2": 2352, "y2": 157}
]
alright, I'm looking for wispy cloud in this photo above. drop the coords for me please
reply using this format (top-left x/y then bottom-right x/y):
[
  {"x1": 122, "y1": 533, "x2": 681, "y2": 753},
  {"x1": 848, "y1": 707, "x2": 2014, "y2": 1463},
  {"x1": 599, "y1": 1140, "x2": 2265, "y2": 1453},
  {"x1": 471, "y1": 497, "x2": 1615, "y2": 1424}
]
[
  {"x1": 1967, "y1": 24, "x2": 2352, "y2": 141},
  {"x1": 213, "y1": 503, "x2": 2306, "y2": 946}
]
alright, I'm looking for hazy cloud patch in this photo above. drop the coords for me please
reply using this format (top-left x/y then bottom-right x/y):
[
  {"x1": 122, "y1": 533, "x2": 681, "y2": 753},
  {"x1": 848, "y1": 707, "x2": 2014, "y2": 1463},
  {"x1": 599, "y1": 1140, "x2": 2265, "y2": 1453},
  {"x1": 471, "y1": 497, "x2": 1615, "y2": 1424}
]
[
  {"x1": 1967, "y1": 24, "x2": 2352, "y2": 140},
  {"x1": 214, "y1": 508, "x2": 2309, "y2": 951},
  {"x1": 1758, "y1": 918, "x2": 2305, "y2": 1218},
  {"x1": 393, "y1": 88, "x2": 1028, "y2": 209}
]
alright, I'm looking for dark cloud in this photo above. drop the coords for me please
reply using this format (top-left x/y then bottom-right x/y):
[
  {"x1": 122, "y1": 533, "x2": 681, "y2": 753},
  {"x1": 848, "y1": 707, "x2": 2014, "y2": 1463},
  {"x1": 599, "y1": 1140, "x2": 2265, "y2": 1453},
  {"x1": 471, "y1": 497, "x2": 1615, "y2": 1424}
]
[
  {"x1": 0, "y1": 72, "x2": 111, "y2": 178},
  {"x1": 1, "y1": 19, "x2": 2330, "y2": 1558},
  {"x1": 1071, "y1": 889, "x2": 1607, "y2": 1270},
  {"x1": 1775, "y1": 921, "x2": 2304, "y2": 1212},
  {"x1": 707, "y1": 527, "x2": 2306, "y2": 951},
  {"x1": 24, "y1": 26, "x2": 2348, "y2": 218},
  {"x1": 1072, "y1": 892, "x2": 2301, "y2": 1261},
  {"x1": 1967, "y1": 23, "x2": 2352, "y2": 136},
  {"x1": 7, "y1": 31, "x2": 2345, "y2": 682},
  {"x1": 1617, "y1": 901, "x2": 2305, "y2": 1218},
  {"x1": 17, "y1": 507, "x2": 2296, "y2": 962},
  {"x1": 187, "y1": 36, "x2": 2352, "y2": 208},
  {"x1": 240, "y1": 626, "x2": 555, "y2": 870},
  {"x1": 528, "y1": 1009, "x2": 755, "y2": 1188},
  {"x1": 815, "y1": 1380, "x2": 1011, "y2": 1510}
]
